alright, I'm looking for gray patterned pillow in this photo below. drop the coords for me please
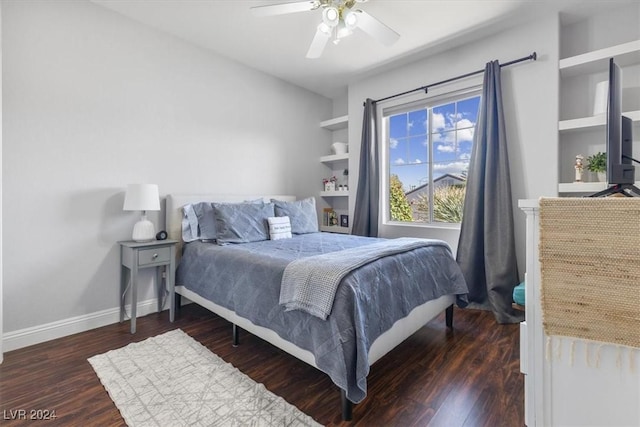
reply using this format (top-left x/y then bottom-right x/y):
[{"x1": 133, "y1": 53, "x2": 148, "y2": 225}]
[
  {"x1": 183, "y1": 199, "x2": 264, "y2": 242},
  {"x1": 213, "y1": 202, "x2": 275, "y2": 244},
  {"x1": 192, "y1": 202, "x2": 218, "y2": 241},
  {"x1": 271, "y1": 197, "x2": 319, "y2": 234}
]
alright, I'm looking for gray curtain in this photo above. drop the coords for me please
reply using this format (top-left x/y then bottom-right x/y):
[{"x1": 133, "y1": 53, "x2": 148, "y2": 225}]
[
  {"x1": 351, "y1": 98, "x2": 379, "y2": 237},
  {"x1": 456, "y1": 61, "x2": 523, "y2": 324}
]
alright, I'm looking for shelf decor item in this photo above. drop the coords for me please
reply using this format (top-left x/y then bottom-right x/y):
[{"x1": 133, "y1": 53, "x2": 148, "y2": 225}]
[
  {"x1": 323, "y1": 176, "x2": 337, "y2": 191},
  {"x1": 123, "y1": 184, "x2": 161, "y2": 242},
  {"x1": 329, "y1": 210, "x2": 338, "y2": 226},
  {"x1": 586, "y1": 152, "x2": 607, "y2": 182},
  {"x1": 331, "y1": 142, "x2": 348, "y2": 155},
  {"x1": 574, "y1": 154, "x2": 584, "y2": 182}
]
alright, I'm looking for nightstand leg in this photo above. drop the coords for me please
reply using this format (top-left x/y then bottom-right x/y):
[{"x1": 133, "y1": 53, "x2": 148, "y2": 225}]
[
  {"x1": 120, "y1": 266, "x2": 129, "y2": 323},
  {"x1": 156, "y1": 267, "x2": 163, "y2": 312},
  {"x1": 168, "y1": 256, "x2": 176, "y2": 322},
  {"x1": 130, "y1": 267, "x2": 138, "y2": 334}
]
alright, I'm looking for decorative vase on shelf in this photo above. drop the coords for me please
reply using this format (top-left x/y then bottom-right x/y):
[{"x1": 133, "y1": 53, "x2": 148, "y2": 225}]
[{"x1": 331, "y1": 142, "x2": 348, "y2": 155}]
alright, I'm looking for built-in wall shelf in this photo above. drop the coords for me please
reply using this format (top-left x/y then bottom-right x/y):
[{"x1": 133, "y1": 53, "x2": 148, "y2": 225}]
[
  {"x1": 320, "y1": 190, "x2": 350, "y2": 197},
  {"x1": 320, "y1": 153, "x2": 349, "y2": 164},
  {"x1": 557, "y1": 36, "x2": 640, "y2": 194},
  {"x1": 320, "y1": 115, "x2": 348, "y2": 131},
  {"x1": 559, "y1": 39, "x2": 640, "y2": 76},
  {"x1": 320, "y1": 225, "x2": 350, "y2": 234},
  {"x1": 559, "y1": 110, "x2": 640, "y2": 133},
  {"x1": 558, "y1": 181, "x2": 640, "y2": 193},
  {"x1": 319, "y1": 113, "x2": 351, "y2": 234}
]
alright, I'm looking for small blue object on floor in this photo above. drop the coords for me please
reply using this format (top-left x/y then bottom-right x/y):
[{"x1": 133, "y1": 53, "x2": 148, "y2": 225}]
[{"x1": 513, "y1": 282, "x2": 525, "y2": 306}]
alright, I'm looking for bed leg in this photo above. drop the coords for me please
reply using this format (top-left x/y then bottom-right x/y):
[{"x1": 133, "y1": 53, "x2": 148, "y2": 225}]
[
  {"x1": 174, "y1": 294, "x2": 182, "y2": 316},
  {"x1": 341, "y1": 389, "x2": 353, "y2": 421},
  {"x1": 232, "y1": 324, "x2": 240, "y2": 347},
  {"x1": 445, "y1": 304, "x2": 454, "y2": 329}
]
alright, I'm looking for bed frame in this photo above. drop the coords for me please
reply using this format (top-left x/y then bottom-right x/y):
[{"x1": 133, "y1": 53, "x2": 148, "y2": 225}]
[{"x1": 165, "y1": 194, "x2": 455, "y2": 421}]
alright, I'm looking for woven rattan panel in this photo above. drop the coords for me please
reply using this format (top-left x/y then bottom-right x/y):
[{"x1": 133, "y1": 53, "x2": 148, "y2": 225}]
[{"x1": 539, "y1": 197, "x2": 640, "y2": 348}]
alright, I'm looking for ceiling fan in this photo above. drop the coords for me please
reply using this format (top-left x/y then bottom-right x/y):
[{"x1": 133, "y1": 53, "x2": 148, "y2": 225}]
[{"x1": 251, "y1": 0, "x2": 400, "y2": 58}]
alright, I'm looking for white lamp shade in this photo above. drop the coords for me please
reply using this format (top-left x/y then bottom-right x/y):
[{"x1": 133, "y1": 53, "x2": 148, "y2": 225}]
[{"x1": 123, "y1": 184, "x2": 160, "y2": 211}]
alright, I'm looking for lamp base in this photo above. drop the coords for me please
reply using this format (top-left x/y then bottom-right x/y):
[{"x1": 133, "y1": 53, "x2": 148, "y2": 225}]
[{"x1": 132, "y1": 218, "x2": 156, "y2": 242}]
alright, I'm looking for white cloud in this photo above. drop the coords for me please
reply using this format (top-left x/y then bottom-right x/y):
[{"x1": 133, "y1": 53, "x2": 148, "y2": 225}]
[
  {"x1": 394, "y1": 158, "x2": 406, "y2": 165},
  {"x1": 433, "y1": 161, "x2": 469, "y2": 175},
  {"x1": 414, "y1": 159, "x2": 422, "y2": 164},
  {"x1": 389, "y1": 138, "x2": 399, "y2": 149},
  {"x1": 432, "y1": 112, "x2": 446, "y2": 130},
  {"x1": 436, "y1": 144, "x2": 455, "y2": 153},
  {"x1": 456, "y1": 119, "x2": 475, "y2": 141}
]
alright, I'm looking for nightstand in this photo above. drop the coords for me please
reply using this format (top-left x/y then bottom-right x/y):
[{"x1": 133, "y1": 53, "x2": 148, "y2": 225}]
[{"x1": 119, "y1": 240, "x2": 177, "y2": 333}]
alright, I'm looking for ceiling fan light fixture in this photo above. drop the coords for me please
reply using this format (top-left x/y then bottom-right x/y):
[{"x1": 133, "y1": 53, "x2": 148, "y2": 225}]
[
  {"x1": 344, "y1": 10, "x2": 358, "y2": 29},
  {"x1": 322, "y1": 6, "x2": 340, "y2": 27},
  {"x1": 252, "y1": 0, "x2": 399, "y2": 59},
  {"x1": 336, "y1": 20, "x2": 353, "y2": 39}
]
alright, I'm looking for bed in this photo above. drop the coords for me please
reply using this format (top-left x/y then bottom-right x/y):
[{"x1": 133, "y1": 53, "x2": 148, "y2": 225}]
[{"x1": 166, "y1": 194, "x2": 468, "y2": 421}]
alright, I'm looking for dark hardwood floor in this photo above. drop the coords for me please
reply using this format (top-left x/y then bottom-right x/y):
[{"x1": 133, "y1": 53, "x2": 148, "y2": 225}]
[{"x1": 0, "y1": 305, "x2": 523, "y2": 426}]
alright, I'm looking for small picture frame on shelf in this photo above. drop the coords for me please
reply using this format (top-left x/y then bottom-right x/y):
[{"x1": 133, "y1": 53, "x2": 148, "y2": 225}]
[{"x1": 340, "y1": 214, "x2": 349, "y2": 228}]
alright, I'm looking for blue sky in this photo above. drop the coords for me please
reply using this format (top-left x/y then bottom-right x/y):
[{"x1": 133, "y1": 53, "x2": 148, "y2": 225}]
[{"x1": 389, "y1": 95, "x2": 481, "y2": 191}]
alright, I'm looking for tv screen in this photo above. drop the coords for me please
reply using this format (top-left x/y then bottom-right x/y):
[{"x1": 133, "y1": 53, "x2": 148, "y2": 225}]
[{"x1": 606, "y1": 58, "x2": 635, "y2": 185}]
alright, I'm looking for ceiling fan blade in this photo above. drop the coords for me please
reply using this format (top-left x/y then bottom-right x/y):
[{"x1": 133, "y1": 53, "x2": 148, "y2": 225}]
[
  {"x1": 353, "y1": 9, "x2": 400, "y2": 46},
  {"x1": 251, "y1": 1, "x2": 319, "y2": 17},
  {"x1": 306, "y1": 26, "x2": 331, "y2": 59}
]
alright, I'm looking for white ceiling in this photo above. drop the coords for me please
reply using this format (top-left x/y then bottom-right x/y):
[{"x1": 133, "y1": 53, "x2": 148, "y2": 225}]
[{"x1": 91, "y1": 0, "x2": 615, "y2": 99}]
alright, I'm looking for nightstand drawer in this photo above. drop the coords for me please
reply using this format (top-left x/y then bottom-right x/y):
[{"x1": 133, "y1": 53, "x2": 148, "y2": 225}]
[{"x1": 138, "y1": 247, "x2": 171, "y2": 265}]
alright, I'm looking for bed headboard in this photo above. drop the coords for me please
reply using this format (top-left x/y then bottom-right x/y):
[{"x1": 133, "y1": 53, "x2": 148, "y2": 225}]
[{"x1": 165, "y1": 194, "x2": 297, "y2": 261}]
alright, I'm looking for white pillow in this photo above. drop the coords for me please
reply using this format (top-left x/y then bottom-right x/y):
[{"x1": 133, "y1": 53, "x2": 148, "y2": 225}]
[{"x1": 267, "y1": 216, "x2": 292, "y2": 240}]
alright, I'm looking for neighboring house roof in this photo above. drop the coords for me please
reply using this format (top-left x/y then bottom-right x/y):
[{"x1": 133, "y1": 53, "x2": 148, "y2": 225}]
[{"x1": 405, "y1": 173, "x2": 466, "y2": 197}]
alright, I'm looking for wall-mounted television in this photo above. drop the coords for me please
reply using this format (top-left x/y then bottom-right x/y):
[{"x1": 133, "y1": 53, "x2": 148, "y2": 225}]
[{"x1": 590, "y1": 58, "x2": 639, "y2": 197}]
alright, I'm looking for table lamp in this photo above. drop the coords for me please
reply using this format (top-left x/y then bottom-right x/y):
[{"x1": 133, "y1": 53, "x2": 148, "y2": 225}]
[{"x1": 123, "y1": 184, "x2": 160, "y2": 242}]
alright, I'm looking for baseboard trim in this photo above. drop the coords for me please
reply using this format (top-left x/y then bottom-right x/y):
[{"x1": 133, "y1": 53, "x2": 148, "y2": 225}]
[{"x1": 3, "y1": 299, "x2": 163, "y2": 352}]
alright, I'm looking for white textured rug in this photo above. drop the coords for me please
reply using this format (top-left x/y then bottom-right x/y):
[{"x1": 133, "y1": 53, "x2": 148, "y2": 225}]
[{"x1": 88, "y1": 329, "x2": 322, "y2": 427}]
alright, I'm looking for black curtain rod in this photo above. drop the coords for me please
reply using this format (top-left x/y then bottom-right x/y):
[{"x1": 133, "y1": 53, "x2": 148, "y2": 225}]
[{"x1": 366, "y1": 52, "x2": 537, "y2": 106}]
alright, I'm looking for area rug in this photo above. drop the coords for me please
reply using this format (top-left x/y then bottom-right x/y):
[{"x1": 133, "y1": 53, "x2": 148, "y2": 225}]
[{"x1": 88, "y1": 329, "x2": 322, "y2": 426}]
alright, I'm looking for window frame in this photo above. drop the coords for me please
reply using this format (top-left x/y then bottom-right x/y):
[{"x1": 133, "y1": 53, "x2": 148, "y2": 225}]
[{"x1": 379, "y1": 85, "x2": 482, "y2": 229}]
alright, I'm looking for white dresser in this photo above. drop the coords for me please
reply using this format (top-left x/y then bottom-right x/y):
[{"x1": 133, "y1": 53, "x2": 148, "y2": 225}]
[{"x1": 519, "y1": 199, "x2": 640, "y2": 427}]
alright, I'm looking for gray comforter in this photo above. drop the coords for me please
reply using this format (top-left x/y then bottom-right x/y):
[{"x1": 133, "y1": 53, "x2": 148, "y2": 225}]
[{"x1": 176, "y1": 232, "x2": 468, "y2": 403}]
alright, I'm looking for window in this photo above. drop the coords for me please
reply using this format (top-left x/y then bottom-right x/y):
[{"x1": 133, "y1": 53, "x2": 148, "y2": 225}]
[{"x1": 385, "y1": 92, "x2": 481, "y2": 225}]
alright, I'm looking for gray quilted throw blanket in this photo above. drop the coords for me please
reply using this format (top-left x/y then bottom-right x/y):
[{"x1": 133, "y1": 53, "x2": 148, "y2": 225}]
[{"x1": 280, "y1": 237, "x2": 446, "y2": 319}]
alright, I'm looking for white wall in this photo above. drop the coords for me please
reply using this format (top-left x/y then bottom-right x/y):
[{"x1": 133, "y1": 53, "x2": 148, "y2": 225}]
[
  {"x1": 347, "y1": 14, "x2": 560, "y2": 275},
  {"x1": 0, "y1": 1, "x2": 4, "y2": 363},
  {"x1": 2, "y1": 0, "x2": 330, "y2": 349}
]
